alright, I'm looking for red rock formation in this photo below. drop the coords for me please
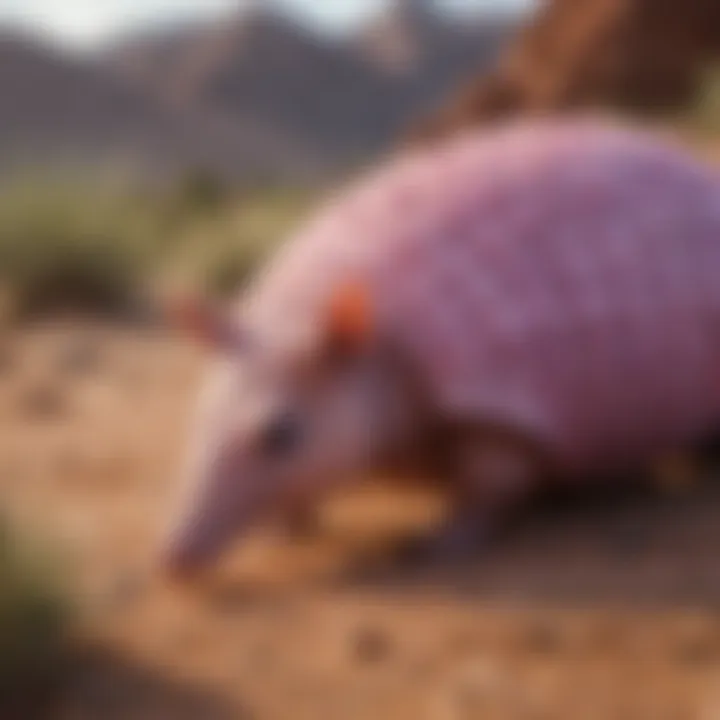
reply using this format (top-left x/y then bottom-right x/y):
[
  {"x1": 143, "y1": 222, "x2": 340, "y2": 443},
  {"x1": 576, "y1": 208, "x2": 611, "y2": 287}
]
[{"x1": 409, "y1": 0, "x2": 720, "y2": 143}]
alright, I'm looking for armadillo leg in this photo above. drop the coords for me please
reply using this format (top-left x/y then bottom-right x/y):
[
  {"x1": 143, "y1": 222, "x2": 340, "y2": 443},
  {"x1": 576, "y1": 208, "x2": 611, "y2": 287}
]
[
  {"x1": 416, "y1": 429, "x2": 544, "y2": 561},
  {"x1": 276, "y1": 504, "x2": 323, "y2": 541}
]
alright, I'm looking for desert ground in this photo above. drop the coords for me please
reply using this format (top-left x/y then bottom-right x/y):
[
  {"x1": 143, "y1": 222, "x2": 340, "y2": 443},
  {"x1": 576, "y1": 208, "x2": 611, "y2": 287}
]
[{"x1": 2, "y1": 320, "x2": 720, "y2": 719}]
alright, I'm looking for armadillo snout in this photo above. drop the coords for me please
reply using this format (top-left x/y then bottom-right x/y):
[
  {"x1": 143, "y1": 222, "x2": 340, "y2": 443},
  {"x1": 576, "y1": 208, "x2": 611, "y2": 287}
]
[{"x1": 157, "y1": 518, "x2": 232, "y2": 583}]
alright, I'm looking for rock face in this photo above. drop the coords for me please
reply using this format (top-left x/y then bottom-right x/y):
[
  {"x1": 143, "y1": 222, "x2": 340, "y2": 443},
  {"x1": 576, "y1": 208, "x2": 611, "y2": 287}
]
[
  {"x1": 357, "y1": 0, "x2": 511, "y2": 118},
  {"x1": 410, "y1": 0, "x2": 720, "y2": 143}
]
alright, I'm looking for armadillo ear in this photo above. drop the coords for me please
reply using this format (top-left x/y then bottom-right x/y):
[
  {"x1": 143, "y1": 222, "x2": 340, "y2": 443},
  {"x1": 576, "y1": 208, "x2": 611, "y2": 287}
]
[
  {"x1": 165, "y1": 294, "x2": 242, "y2": 351},
  {"x1": 324, "y1": 281, "x2": 373, "y2": 358}
]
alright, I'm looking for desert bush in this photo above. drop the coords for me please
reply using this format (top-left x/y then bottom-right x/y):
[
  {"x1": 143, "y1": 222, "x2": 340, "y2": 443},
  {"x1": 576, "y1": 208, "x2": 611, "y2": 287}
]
[
  {"x1": 0, "y1": 181, "x2": 157, "y2": 317},
  {"x1": 0, "y1": 516, "x2": 71, "y2": 714},
  {"x1": 161, "y1": 186, "x2": 315, "y2": 298},
  {"x1": 174, "y1": 168, "x2": 231, "y2": 217},
  {"x1": 0, "y1": 177, "x2": 318, "y2": 315}
]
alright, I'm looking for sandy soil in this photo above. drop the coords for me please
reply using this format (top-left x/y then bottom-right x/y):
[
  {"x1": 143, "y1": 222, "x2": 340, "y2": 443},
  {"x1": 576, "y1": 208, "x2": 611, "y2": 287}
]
[{"x1": 3, "y1": 322, "x2": 720, "y2": 720}]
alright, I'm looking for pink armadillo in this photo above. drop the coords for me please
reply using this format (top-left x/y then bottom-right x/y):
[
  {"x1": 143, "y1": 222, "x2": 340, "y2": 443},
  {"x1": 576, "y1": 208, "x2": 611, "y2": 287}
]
[{"x1": 160, "y1": 117, "x2": 720, "y2": 576}]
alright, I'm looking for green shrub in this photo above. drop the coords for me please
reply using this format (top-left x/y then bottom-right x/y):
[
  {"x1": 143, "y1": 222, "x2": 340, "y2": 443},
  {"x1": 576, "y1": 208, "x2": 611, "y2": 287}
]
[
  {"x1": 163, "y1": 187, "x2": 315, "y2": 298},
  {"x1": 0, "y1": 182, "x2": 154, "y2": 317},
  {"x1": 0, "y1": 517, "x2": 71, "y2": 713},
  {"x1": 198, "y1": 239, "x2": 267, "y2": 298},
  {"x1": 174, "y1": 169, "x2": 231, "y2": 217},
  {"x1": 0, "y1": 177, "x2": 319, "y2": 315}
]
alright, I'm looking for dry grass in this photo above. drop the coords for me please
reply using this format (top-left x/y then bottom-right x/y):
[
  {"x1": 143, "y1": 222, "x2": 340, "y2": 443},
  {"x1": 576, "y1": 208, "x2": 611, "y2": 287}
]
[
  {"x1": 0, "y1": 514, "x2": 71, "y2": 715},
  {"x1": 0, "y1": 178, "x2": 316, "y2": 318}
]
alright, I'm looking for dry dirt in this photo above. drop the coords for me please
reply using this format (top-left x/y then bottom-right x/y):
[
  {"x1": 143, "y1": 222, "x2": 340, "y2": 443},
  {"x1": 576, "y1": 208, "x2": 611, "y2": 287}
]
[{"x1": 3, "y1": 322, "x2": 720, "y2": 719}]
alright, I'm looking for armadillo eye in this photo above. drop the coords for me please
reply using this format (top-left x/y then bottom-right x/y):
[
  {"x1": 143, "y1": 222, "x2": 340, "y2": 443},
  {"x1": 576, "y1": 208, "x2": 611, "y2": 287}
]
[{"x1": 260, "y1": 412, "x2": 302, "y2": 458}]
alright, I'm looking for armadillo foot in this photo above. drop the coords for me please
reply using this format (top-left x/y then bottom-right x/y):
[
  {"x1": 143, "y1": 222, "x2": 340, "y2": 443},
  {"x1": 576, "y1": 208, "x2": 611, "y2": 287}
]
[
  {"x1": 277, "y1": 506, "x2": 323, "y2": 542},
  {"x1": 428, "y1": 517, "x2": 494, "y2": 561},
  {"x1": 401, "y1": 427, "x2": 540, "y2": 565},
  {"x1": 399, "y1": 511, "x2": 498, "y2": 567}
]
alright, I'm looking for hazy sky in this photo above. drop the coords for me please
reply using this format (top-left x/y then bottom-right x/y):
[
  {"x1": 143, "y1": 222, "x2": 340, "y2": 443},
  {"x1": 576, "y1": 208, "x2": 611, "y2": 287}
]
[{"x1": 0, "y1": 0, "x2": 534, "y2": 50}]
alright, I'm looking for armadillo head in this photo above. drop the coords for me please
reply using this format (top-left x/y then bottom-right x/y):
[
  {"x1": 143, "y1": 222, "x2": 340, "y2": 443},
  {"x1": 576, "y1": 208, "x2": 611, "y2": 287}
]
[{"x1": 159, "y1": 283, "x2": 411, "y2": 579}]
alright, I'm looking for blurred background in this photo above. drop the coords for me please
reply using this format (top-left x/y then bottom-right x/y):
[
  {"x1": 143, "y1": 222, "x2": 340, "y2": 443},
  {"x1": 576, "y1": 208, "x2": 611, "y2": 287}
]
[{"x1": 0, "y1": 0, "x2": 719, "y2": 717}]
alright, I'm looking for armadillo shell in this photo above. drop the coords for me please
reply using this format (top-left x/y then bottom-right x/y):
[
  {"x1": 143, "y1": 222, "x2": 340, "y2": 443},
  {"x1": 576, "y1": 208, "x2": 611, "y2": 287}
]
[{"x1": 243, "y1": 118, "x2": 720, "y2": 473}]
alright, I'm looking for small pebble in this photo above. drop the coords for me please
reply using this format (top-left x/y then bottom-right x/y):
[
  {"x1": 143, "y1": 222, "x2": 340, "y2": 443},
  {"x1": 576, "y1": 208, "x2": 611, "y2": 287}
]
[
  {"x1": 17, "y1": 383, "x2": 67, "y2": 419},
  {"x1": 673, "y1": 633, "x2": 720, "y2": 667},
  {"x1": 521, "y1": 622, "x2": 565, "y2": 655},
  {"x1": 437, "y1": 659, "x2": 507, "y2": 719},
  {"x1": 351, "y1": 625, "x2": 393, "y2": 664},
  {"x1": 675, "y1": 641, "x2": 719, "y2": 668}
]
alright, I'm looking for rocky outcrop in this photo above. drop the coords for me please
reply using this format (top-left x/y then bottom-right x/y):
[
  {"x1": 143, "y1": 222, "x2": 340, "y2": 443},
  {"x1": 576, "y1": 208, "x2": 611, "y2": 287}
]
[{"x1": 410, "y1": 0, "x2": 720, "y2": 143}]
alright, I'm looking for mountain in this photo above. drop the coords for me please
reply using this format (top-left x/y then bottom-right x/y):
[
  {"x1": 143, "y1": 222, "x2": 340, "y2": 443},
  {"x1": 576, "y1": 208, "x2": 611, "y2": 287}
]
[
  {"x1": 0, "y1": 32, "x2": 324, "y2": 183},
  {"x1": 105, "y1": 1, "x2": 516, "y2": 174},
  {"x1": 0, "y1": 1, "x2": 520, "y2": 183},
  {"x1": 107, "y1": 6, "x2": 409, "y2": 169}
]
